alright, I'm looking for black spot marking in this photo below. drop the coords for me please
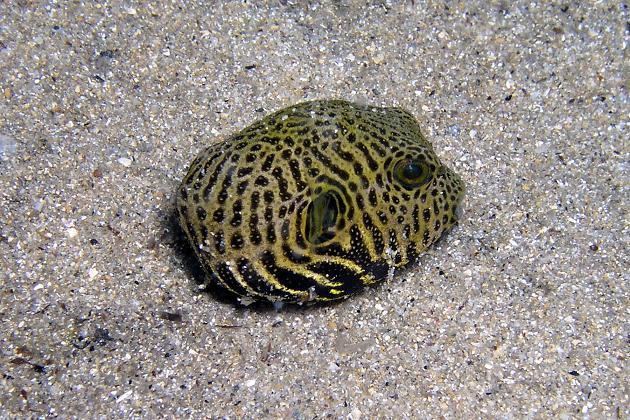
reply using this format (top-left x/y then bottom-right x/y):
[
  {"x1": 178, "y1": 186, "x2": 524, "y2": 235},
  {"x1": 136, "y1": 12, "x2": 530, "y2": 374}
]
[
  {"x1": 255, "y1": 175, "x2": 269, "y2": 187},
  {"x1": 237, "y1": 167, "x2": 253, "y2": 177},
  {"x1": 230, "y1": 232, "x2": 245, "y2": 249},
  {"x1": 230, "y1": 200, "x2": 243, "y2": 227},
  {"x1": 309, "y1": 146, "x2": 350, "y2": 181},
  {"x1": 264, "y1": 206, "x2": 273, "y2": 222},
  {"x1": 250, "y1": 191, "x2": 260, "y2": 212},
  {"x1": 289, "y1": 159, "x2": 307, "y2": 191},
  {"x1": 202, "y1": 153, "x2": 232, "y2": 199},
  {"x1": 412, "y1": 205, "x2": 420, "y2": 233},
  {"x1": 266, "y1": 224, "x2": 276, "y2": 243},
  {"x1": 422, "y1": 230, "x2": 430, "y2": 245},
  {"x1": 356, "y1": 142, "x2": 379, "y2": 171},
  {"x1": 355, "y1": 193, "x2": 365, "y2": 210},
  {"x1": 214, "y1": 231, "x2": 226, "y2": 254},
  {"x1": 271, "y1": 167, "x2": 292, "y2": 201},
  {"x1": 261, "y1": 154, "x2": 275, "y2": 172},
  {"x1": 279, "y1": 205, "x2": 287, "y2": 219},
  {"x1": 213, "y1": 208, "x2": 224, "y2": 223},
  {"x1": 196, "y1": 206, "x2": 207, "y2": 221},
  {"x1": 236, "y1": 180, "x2": 249, "y2": 195},
  {"x1": 388, "y1": 230, "x2": 402, "y2": 264},
  {"x1": 368, "y1": 189, "x2": 378, "y2": 207},
  {"x1": 363, "y1": 212, "x2": 385, "y2": 255},
  {"x1": 403, "y1": 224, "x2": 411, "y2": 239}
]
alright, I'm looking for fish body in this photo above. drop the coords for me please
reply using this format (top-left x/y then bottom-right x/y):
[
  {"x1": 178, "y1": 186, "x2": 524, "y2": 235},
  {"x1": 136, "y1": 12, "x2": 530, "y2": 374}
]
[{"x1": 177, "y1": 100, "x2": 464, "y2": 303}]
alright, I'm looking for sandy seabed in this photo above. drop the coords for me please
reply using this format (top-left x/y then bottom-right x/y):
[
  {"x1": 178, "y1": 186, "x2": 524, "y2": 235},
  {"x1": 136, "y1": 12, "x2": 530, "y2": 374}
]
[{"x1": 0, "y1": 2, "x2": 627, "y2": 418}]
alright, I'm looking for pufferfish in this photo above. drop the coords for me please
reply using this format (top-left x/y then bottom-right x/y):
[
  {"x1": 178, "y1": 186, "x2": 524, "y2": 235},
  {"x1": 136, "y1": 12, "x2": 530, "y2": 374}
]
[{"x1": 177, "y1": 100, "x2": 464, "y2": 304}]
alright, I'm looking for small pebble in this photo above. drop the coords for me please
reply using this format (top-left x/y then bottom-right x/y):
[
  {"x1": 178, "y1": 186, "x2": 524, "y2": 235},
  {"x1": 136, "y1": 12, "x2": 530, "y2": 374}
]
[
  {"x1": 0, "y1": 133, "x2": 17, "y2": 158},
  {"x1": 117, "y1": 157, "x2": 132, "y2": 167},
  {"x1": 88, "y1": 268, "x2": 99, "y2": 280}
]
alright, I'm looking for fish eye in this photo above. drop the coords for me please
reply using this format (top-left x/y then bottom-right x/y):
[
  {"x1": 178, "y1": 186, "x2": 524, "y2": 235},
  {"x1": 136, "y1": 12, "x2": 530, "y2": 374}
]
[
  {"x1": 393, "y1": 158, "x2": 432, "y2": 189},
  {"x1": 305, "y1": 190, "x2": 341, "y2": 245}
]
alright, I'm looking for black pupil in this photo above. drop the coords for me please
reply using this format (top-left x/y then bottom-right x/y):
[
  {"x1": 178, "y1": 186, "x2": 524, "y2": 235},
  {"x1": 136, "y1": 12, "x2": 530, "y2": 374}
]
[{"x1": 402, "y1": 162, "x2": 422, "y2": 179}]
